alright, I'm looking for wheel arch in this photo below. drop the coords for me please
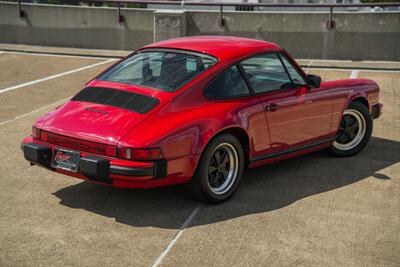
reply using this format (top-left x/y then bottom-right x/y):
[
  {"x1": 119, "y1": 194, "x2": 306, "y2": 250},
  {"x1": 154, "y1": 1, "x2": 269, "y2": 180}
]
[
  {"x1": 198, "y1": 126, "x2": 250, "y2": 169},
  {"x1": 349, "y1": 96, "x2": 370, "y2": 111},
  {"x1": 347, "y1": 93, "x2": 370, "y2": 113}
]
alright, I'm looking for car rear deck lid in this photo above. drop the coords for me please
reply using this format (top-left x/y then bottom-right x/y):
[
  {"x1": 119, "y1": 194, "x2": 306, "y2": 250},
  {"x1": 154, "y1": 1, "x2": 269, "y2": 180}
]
[{"x1": 71, "y1": 87, "x2": 159, "y2": 114}]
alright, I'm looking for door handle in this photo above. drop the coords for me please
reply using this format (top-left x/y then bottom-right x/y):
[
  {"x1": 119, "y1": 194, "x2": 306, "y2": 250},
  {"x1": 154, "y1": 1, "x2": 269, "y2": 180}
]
[{"x1": 265, "y1": 103, "x2": 279, "y2": 112}]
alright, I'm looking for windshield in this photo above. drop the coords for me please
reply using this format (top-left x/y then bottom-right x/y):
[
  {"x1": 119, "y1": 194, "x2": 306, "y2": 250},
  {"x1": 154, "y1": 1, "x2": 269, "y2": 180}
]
[{"x1": 98, "y1": 50, "x2": 217, "y2": 92}]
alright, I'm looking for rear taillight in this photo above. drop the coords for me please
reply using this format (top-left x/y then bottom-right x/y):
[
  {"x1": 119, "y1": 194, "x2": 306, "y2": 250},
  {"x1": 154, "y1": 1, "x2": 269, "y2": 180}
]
[
  {"x1": 32, "y1": 127, "x2": 41, "y2": 140},
  {"x1": 117, "y1": 147, "x2": 164, "y2": 161}
]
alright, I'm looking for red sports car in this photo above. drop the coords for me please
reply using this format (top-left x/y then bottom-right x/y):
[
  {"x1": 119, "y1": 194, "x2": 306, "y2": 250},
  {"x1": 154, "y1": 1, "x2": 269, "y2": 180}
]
[{"x1": 22, "y1": 36, "x2": 382, "y2": 203}]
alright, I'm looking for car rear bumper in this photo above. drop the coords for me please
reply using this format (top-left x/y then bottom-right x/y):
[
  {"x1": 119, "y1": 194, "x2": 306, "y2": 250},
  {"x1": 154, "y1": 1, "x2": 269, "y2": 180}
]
[
  {"x1": 372, "y1": 103, "x2": 383, "y2": 119},
  {"x1": 21, "y1": 139, "x2": 196, "y2": 188}
]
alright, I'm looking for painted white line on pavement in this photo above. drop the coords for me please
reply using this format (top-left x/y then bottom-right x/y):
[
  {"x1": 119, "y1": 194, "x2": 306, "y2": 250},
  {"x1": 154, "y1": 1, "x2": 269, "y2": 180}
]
[
  {"x1": 305, "y1": 60, "x2": 314, "y2": 72},
  {"x1": 0, "y1": 59, "x2": 115, "y2": 94},
  {"x1": 0, "y1": 98, "x2": 69, "y2": 126},
  {"x1": 2, "y1": 50, "x2": 120, "y2": 60},
  {"x1": 350, "y1": 70, "x2": 360, "y2": 79},
  {"x1": 151, "y1": 205, "x2": 201, "y2": 267},
  {"x1": 307, "y1": 67, "x2": 400, "y2": 73}
]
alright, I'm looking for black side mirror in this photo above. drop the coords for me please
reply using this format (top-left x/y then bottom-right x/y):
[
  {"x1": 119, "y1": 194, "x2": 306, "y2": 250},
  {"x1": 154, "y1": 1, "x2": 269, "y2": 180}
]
[{"x1": 307, "y1": 74, "x2": 321, "y2": 88}]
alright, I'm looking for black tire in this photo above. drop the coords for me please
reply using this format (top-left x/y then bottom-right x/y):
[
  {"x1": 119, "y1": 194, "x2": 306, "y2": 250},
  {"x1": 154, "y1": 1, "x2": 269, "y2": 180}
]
[
  {"x1": 185, "y1": 134, "x2": 245, "y2": 204},
  {"x1": 330, "y1": 101, "x2": 373, "y2": 157}
]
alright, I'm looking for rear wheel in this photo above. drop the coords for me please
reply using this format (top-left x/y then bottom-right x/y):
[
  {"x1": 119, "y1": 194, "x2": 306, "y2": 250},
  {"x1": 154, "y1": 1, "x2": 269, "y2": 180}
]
[
  {"x1": 330, "y1": 102, "x2": 372, "y2": 157},
  {"x1": 185, "y1": 134, "x2": 244, "y2": 204}
]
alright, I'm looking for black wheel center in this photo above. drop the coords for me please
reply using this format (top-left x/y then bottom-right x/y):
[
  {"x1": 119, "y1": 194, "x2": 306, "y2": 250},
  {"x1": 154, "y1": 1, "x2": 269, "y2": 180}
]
[
  {"x1": 336, "y1": 114, "x2": 360, "y2": 144},
  {"x1": 208, "y1": 148, "x2": 230, "y2": 188}
]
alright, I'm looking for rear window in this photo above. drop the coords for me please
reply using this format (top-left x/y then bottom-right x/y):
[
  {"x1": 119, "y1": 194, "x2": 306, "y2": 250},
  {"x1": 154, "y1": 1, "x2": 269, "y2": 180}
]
[{"x1": 98, "y1": 50, "x2": 217, "y2": 92}]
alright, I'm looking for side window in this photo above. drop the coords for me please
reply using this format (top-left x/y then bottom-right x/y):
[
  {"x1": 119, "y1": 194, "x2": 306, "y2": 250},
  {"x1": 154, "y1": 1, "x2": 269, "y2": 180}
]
[
  {"x1": 241, "y1": 53, "x2": 291, "y2": 93},
  {"x1": 280, "y1": 55, "x2": 307, "y2": 85},
  {"x1": 148, "y1": 53, "x2": 162, "y2": 76},
  {"x1": 204, "y1": 65, "x2": 250, "y2": 98},
  {"x1": 186, "y1": 58, "x2": 197, "y2": 72}
]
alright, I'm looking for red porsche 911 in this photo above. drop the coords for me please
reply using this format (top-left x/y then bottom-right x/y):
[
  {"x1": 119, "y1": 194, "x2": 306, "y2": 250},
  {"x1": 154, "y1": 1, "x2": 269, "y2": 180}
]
[{"x1": 22, "y1": 36, "x2": 382, "y2": 203}]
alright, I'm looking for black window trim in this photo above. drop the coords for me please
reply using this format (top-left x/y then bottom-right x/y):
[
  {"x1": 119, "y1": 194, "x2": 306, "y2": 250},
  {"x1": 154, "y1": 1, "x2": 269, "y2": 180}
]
[
  {"x1": 277, "y1": 53, "x2": 294, "y2": 84},
  {"x1": 277, "y1": 52, "x2": 308, "y2": 87},
  {"x1": 278, "y1": 51, "x2": 308, "y2": 82},
  {"x1": 237, "y1": 64, "x2": 256, "y2": 95}
]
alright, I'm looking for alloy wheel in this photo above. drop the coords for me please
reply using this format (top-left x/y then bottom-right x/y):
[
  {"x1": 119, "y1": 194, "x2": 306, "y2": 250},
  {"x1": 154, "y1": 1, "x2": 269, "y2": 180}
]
[
  {"x1": 333, "y1": 109, "x2": 366, "y2": 151},
  {"x1": 207, "y1": 143, "x2": 239, "y2": 195}
]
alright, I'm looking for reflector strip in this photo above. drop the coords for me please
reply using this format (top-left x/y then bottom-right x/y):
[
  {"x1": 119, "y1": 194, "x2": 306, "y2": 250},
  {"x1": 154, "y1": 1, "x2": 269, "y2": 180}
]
[{"x1": 41, "y1": 131, "x2": 116, "y2": 157}]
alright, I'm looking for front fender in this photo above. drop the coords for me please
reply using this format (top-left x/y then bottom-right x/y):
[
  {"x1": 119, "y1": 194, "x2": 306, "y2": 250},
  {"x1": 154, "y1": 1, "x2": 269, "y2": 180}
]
[
  {"x1": 328, "y1": 78, "x2": 379, "y2": 132},
  {"x1": 345, "y1": 79, "x2": 379, "y2": 113}
]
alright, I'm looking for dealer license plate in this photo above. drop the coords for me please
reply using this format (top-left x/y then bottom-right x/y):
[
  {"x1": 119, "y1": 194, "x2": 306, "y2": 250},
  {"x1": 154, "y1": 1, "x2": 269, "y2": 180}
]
[{"x1": 51, "y1": 148, "x2": 80, "y2": 172}]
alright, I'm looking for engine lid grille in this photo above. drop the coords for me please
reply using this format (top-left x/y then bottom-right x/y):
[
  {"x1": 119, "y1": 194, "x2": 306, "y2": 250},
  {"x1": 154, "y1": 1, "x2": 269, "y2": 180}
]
[{"x1": 71, "y1": 87, "x2": 159, "y2": 114}]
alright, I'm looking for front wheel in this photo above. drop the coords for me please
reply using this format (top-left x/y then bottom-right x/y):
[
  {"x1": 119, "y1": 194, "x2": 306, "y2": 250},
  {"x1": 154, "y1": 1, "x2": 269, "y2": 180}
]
[
  {"x1": 330, "y1": 102, "x2": 373, "y2": 157},
  {"x1": 185, "y1": 134, "x2": 245, "y2": 204}
]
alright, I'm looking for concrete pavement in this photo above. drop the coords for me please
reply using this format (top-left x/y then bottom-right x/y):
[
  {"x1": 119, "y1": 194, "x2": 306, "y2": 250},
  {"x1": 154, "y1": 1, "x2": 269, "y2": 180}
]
[{"x1": 0, "y1": 50, "x2": 398, "y2": 267}]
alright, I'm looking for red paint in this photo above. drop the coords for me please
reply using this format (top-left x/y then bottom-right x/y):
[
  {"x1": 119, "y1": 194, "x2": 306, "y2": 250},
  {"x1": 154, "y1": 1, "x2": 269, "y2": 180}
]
[{"x1": 22, "y1": 36, "x2": 381, "y2": 188}]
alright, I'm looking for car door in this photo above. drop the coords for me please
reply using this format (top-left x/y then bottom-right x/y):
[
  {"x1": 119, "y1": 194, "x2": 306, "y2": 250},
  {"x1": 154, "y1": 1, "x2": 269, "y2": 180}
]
[
  {"x1": 203, "y1": 65, "x2": 273, "y2": 160},
  {"x1": 239, "y1": 52, "x2": 332, "y2": 154}
]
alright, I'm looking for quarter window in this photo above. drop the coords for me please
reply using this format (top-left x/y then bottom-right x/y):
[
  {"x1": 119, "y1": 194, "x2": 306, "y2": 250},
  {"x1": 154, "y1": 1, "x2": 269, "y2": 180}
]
[
  {"x1": 241, "y1": 53, "x2": 292, "y2": 93},
  {"x1": 204, "y1": 66, "x2": 250, "y2": 98},
  {"x1": 280, "y1": 55, "x2": 307, "y2": 85}
]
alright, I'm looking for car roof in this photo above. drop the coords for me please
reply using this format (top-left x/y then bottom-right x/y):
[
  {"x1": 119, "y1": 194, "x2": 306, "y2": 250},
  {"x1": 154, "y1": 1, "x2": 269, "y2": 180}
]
[{"x1": 142, "y1": 36, "x2": 281, "y2": 62}]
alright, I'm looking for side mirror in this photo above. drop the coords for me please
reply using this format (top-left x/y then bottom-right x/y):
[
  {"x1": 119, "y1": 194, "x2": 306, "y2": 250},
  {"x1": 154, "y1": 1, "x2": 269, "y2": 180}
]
[{"x1": 307, "y1": 74, "x2": 321, "y2": 88}]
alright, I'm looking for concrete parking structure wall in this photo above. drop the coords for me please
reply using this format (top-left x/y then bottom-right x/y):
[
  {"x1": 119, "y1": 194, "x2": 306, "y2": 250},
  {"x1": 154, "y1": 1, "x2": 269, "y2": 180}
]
[
  {"x1": 0, "y1": 2, "x2": 154, "y2": 51},
  {"x1": 0, "y1": 2, "x2": 399, "y2": 60},
  {"x1": 186, "y1": 11, "x2": 400, "y2": 61}
]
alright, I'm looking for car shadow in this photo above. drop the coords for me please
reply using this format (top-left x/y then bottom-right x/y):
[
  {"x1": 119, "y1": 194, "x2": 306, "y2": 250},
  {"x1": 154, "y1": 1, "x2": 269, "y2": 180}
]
[{"x1": 53, "y1": 136, "x2": 399, "y2": 229}]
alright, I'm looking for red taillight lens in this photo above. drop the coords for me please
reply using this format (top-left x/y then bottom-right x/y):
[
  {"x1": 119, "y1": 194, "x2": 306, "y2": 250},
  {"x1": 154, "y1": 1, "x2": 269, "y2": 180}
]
[
  {"x1": 117, "y1": 147, "x2": 164, "y2": 161},
  {"x1": 32, "y1": 127, "x2": 41, "y2": 140}
]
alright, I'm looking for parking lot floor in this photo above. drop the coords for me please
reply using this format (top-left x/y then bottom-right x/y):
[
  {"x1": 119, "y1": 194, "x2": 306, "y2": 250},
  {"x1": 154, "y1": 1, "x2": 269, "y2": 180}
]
[{"x1": 0, "y1": 50, "x2": 398, "y2": 267}]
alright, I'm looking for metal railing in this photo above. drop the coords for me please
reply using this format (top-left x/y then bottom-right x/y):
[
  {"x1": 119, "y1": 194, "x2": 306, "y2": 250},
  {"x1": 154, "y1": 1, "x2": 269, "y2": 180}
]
[{"x1": 15, "y1": 0, "x2": 400, "y2": 29}]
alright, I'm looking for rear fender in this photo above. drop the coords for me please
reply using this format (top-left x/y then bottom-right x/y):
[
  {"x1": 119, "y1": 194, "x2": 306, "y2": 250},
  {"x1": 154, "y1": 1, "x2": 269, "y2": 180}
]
[{"x1": 120, "y1": 89, "x2": 263, "y2": 164}]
